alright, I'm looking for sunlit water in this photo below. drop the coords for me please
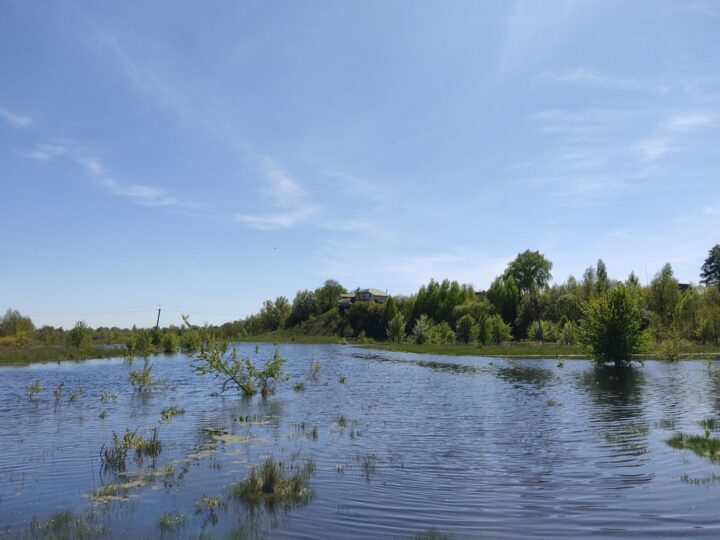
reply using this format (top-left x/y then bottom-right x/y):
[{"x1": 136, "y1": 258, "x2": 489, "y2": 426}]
[{"x1": 1, "y1": 344, "x2": 719, "y2": 538}]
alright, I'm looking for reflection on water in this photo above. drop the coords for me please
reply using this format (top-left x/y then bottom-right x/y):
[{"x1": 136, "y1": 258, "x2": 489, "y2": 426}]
[{"x1": 1, "y1": 346, "x2": 720, "y2": 539}]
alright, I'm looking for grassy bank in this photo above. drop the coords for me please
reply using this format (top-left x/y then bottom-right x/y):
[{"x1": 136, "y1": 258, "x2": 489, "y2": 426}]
[
  {"x1": 234, "y1": 332, "x2": 344, "y2": 345},
  {"x1": 0, "y1": 346, "x2": 127, "y2": 365},
  {"x1": 364, "y1": 342, "x2": 589, "y2": 358},
  {"x1": 365, "y1": 341, "x2": 720, "y2": 359}
]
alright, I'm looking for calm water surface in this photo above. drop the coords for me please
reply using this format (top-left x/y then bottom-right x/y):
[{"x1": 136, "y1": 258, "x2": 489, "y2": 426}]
[{"x1": 1, "y1": 344, "x2": 719, "y2": 538}]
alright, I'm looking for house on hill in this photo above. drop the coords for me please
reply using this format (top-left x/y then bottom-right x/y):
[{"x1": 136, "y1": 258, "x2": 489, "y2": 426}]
[{"x1": 338, "y1": 288, "x2": 389, "y2": 307}]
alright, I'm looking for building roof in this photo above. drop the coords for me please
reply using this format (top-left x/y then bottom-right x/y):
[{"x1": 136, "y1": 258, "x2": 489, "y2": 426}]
[{"x1": 359, "y1": 288, "x2": 388, "y2": 296}]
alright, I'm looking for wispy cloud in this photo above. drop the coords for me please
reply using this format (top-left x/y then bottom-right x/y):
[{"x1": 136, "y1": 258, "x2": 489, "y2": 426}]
[
  {"x1": 0, "y1": 107, "x2": 33, "y2": 128},
  {"x1": 537, "y1": 68, "x2": 638, "y2": 90},
  {"x1": 233, "y1": 158, "x2": 317, "y2": 230},
  {"x1": 636, "y1": 137, "x2": 674, "y2": 162},
  {"x1": 25, "y1": 141, "x2": 201, "y2": 208},
  {"x1": 666, "y1": 113, "x2": 713, "y2": 130}
]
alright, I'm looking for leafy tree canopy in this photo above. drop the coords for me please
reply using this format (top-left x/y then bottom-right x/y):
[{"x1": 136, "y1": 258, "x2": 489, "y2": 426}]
[{"x1": 700, "y1": 244, "x2": 720, "y2": 286}]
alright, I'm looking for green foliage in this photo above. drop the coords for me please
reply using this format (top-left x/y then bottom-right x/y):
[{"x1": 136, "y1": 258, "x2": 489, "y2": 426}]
[
  {"x1": 15, "y1": 329, "x2": 31, "y2": 349},
  {"x1": 132, "y1": 331, "x2": 153, "y2": 355},
  {"x1": 315, "y1": 279, "x2": 346, "y2": 313},
  {"x1": 408, "y1": 279, "x2": 475, "y2": 328},
  {"x1": 287, "y1": 290, "x2": 321, "y2": 327},
  {"x1": 67, "y1": 320, "x2": 93, "y2": 348},
  {"x1": 231, "y1": 457, "x2": 315, "y2": 510},
  {"x1": 648, "y1": 263, "x2": 680, "y2": 330},
  {"x1": 305, "y1": 360, "x2": 321, "y2": 380},
  {"x1": 162, "y1": 332, "x2": 178, "y2": 354},
  {"x1": 527, "y1": 320, "x2": 559, "y2": 342},
  {"x1": 192, "y1": 332, "x2": 286, "y2": 396},
  {"x1": 455, "y1": 314, "x2": 478, "y2": 343},
  {"x1": 504, "y1": 250, "x2": 553, "y2": 295},
  {"x1": 180, "y1": 328, "x2": 202, "y2": 353},
  {"x1": 386, "y1": 312, "x2": 406, "y2": 343},
  {"x1": 259, "y1": 296, "x2": 292, "y2": 331},
  {"x1": 486, "y1": 276, "x2": 520, "y2": 331},
  {"x1": 428, "y1": 321, "x2": 455, "y2": 345},
  {"x1": 100, "y1": 428, "x2": 162, "y2": 471},
  {"x1": 128, "y1": 358, "x2": 157, "y2": 392},
  {"x1": 347, "y1": 301, "x2": 385, "y2": 339},
  {"x1": 559, "y1": 321, "x2": 577, "y2": 345},
  {"x1": 0, "y1": 308, "x2": 34, "y2": 337},
  {"x1": 156, "y1": 511, "x2": 186, "y2": 534},
  {"x1": 667, "y1": 431, "x2": 720, "y2": 461},
  {"x1": 700, "y1": 244, "x2": 720, "y2": 286},
  {"x1": 580, "y1": 285, "x2": 644, "y2": 367},
  {"x1": 487, "y1": 314, "x2": 511, "y2": 343},
  {"x1": 412, "y1": 314, "x2": 434, "y2": 344}
]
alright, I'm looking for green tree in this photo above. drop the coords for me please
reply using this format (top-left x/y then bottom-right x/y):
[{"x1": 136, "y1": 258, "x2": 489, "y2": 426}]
[
  {"x1": 315, "y1": 280, "x2": 346, "y2": 313},
  {"x1": 487, "y1": 314, "x2": 511, "y2": 344},
  {"x1": 287, "y1": 290, "x2": 320, "y2": 327},
  {"x1": 67, "y1": 320, "x2": 93, "y2": 348},
  {"x1": 0, "y1": 308, "x2": 35, "y2": 337},
  {"x1": 700, "y1": 244, "x2": 720, "y2": 286},
  {"x1": 181, "y1": 328, "x2": 202, "y2": 353},
  {"x1": 580, "y1": 285, "x2": 644, "y2": 367},
  {"x1": 504, "y1": 250, "x2": 553, "y2": 295},
  {"x1": 648, "y1": 263, "x2": 680, "y2": 330},
  {"x1": 486, "y1": 275, "x2": 520, "y2": 329},
  {"x1": 162, "y1": 332, "x2": 178, "y2": 354},
  {"x1": 412, "y1": 315, "x2": 433, "y2": 345},
  {"x1": 455, "y1": 314, "x2": 478, "y2": 344},
  {"x1": 429, "y1": 321, "x2": 455, "y2": 345},
  {"x1": 595, "y1": 259, "x2": 609, "y2": 297},
  {"x1": 386, "y1": 312, "x2": 406, "y2": 343},
  {"x1": 382, "y1": 297, "x2": 398, "y2": 328}
]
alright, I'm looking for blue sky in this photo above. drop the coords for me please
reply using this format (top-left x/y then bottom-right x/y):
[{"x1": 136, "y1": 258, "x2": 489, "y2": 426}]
[{"x1": 1, "y1": 1, "x2": 719, "y2": 328}]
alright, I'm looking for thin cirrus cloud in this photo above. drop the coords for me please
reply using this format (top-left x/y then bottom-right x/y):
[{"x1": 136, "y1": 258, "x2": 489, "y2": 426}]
[
  {"x1": 24, "y1": 141, "x2": 201, "y2": 208},
  {"x1": 233, "y1": 158, "x2": 317, "y2": 230},
  {"x1": 0, "y1": 107, "x2": 33, "y2": 128},
  {"x1": 536, "y1": 68, "x2": 639, "y2": 90}
]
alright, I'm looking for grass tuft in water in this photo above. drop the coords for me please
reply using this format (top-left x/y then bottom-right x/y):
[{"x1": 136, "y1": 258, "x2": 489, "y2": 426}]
[
  {"x1": 100, "y1": 428, "x2": 162, "y2": 471},
  {"x1": 698, "y1": 417, "x2": 719, "y2": 430},
  {"x1": 231, "y1": 457, "x2": 314, "y2": 511},
  {"x1": 667, "y1": 431, "x2": 720, "y2": 460},
  {"x1": 160, "y1": 407, "x2": 185, "y2": 423},
  {"x1": 156, "y1": 511, "x2": 186, "y2": 534},
  {"x1": 194, "y1": 495, "x2": 225, "y2": 526},
  {"x1": 358, "y1": 454, "x2": 377, "y2": 480},
  {"x1": 339, "y1": 376, "x2": 346, "y2": 384},
  {"x1": 305, "y1": 360, "x2": 321, "y2": 380},
  {"x1": 53, "y1": 382, "x2": 65, "y2": 402},
  {"x1": 546, "y1": 399, "x2": 562, "y2": 407},
  {"x1": 293, "y1": 382, "x2": 305, "y2": 392},
  {"x1": 129, "y1": 358, "x2": 158, "y2": 392},
  {"x1": 29, "y1": 510, "x2": 106, "y2": 540},
  {"x1": 336, "y1": 415, "x2": 347, "y2": 428},
  {"x1": 26, "y1": 379, "x2": 43, "y2": 400},
  {"x1": 100, "y1": 392, "x2": 117, "y2": 402},
  {"x1": 413, "y1": 528, "x2": 454, "y2": 540}
]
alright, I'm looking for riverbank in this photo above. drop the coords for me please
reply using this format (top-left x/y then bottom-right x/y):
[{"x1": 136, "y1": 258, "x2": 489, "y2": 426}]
[{"x1": 0, "y1": 346, "x2": 127, "y2": 365}]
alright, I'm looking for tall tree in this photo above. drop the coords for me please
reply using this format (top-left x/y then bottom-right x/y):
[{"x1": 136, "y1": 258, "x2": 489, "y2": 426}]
[
  {"x1": 315, "y1": 279, "x2": 346, "y2": 313},
  {"x1": 504, "y1": 250, "x2": 553, "y2": 295},
  {"x1": 700, "y1": 244, "x2": 720, "y2": 286},
  {"x1": 648, "y1": 263, "x2": 680, "y2": 329}
]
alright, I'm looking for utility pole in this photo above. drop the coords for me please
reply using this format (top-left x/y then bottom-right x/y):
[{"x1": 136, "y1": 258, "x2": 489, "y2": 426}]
[{"x1": 155, "y1": 306, "x2": 161, "y2": 332}]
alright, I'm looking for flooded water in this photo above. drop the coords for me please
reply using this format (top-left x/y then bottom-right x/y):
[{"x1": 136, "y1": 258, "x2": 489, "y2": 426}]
[{"x1": 1, "y1": 344, "x2": 719, "y2": 538}]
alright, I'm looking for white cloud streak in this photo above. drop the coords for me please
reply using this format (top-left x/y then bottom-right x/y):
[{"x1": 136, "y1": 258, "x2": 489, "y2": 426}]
[
  {"x1": 537, "y1": 68, "x2": 638, "y2": 90},
  {"x1": 25, "y1": 141, "x2": 201, "y2": 208},
  {"x1": 0, "y1": 107, "x2": 33, "y2": 128},
  {"x1": 233, "y1": 158, "x2": 317, "y2": 230}
]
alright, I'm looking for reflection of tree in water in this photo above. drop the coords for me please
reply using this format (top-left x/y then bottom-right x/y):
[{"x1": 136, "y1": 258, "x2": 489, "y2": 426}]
[
  {"x1": 579, "y1": 366, "x2": 645, "y2": 422},
  {"x1": 711, "y1": 367, "x2": 720, "y2": 415},
  {"x1": 494, "y1": 363, "x2": 554, "y2": 388}
]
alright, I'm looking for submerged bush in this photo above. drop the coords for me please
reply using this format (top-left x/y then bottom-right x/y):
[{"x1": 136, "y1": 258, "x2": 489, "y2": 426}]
[
  {"x1": 667, "y1": 431, "x2": 720, "y2": 461},
  {"x1": 128, "y1": 358, "x2": 157, "y2": 392},
  {"x1": 580, "y1": 285, "x2": 643, "y2": 367},
  {"x1": 100, "y1": 428, "x2": 162, "y2": 471},
  {"x1": 231, "y1": 457, "x2": 315, "y2": 511},
  {"x1": 193, "y1": 337, "x2": 286, "y2": 396}
]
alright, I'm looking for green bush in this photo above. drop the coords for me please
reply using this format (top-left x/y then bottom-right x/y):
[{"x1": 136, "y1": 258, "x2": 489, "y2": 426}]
[
  {"x1": 580, "y1": 285, "x2": 643, "y2": 367},
  {"x1": 455, "y1": 314, "x2": 478, "y2": 344},
  {"x1": 487, "y1": 314, "x2": 511, "y2": 344}
]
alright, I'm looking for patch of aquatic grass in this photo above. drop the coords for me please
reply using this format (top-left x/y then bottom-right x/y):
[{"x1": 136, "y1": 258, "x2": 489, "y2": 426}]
[
  {"x1": 336, "y1": 415, "x2": 347, "y2": 428},
  {"x1": 161, "y1": 407, "x2": 185, "y2": 423},
  {"x1": 231, "y1": 457, "x2": 315, "y2": 511},
  {"x1": 26, "y1": 379, "x2": 43, "y2": 400},
  {"x1": 654, "y1": 418, "x2": 676, "y2": 430},
  {"x1": 156, "y1": 511, "x2": 186, "y2": 534},
  {"x1": 28, "y1": 510, "x2": 106, "y2": 540},
  {"x1": 68, "y1": 388, "x2": 84, "y2": 402},
  {"x1": 293, "y1": 382, "x2": 305, "y2": 392},
  {"x1": 546, "y1": 399, "x2": 562, "y2": 407},
  {"x1": 698, "y1": 417, "x2": 719, "y2": 430},
  {"x1": 667, "y1": 431, "x2": 720, "y2": 460},
  {"x1": 100, "y1": 392, "x2": 117, "y2": 402},
  {"x1": 98, "y1": 410, "x2": 108, "y2": 420},
  {"x1": 53, "y1": 382, "x2": 65, "y2": 402},
  {"x1": 195, "y1": 495, "x2": 225, "y2": 526},
  {"x1": 413, "y1": 529, "x2": 455, "y2": 540},
  {"x1": 358, "y1": 454, "x2": 377, "y2": 481},
  {"x1": 129, "y1": 358, "x2": 159, "y2": 392},
  {"x1": 100, "y1": 428, "x2": 162, "y2": 471},
  {"x1": 679, "y1": 473, "x2": 720, "y2": 485},
  {"x1": 339, "y1": 376, "x2": 346, "y2": 384},
  {"x1": 305, "y1": 360, "x2": 321, "y2": 380}
]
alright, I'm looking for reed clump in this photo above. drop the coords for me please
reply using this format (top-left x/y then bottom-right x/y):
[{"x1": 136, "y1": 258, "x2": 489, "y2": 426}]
[{"x1": 231, "y1": 457, "x2": 314, "y2": 511}]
